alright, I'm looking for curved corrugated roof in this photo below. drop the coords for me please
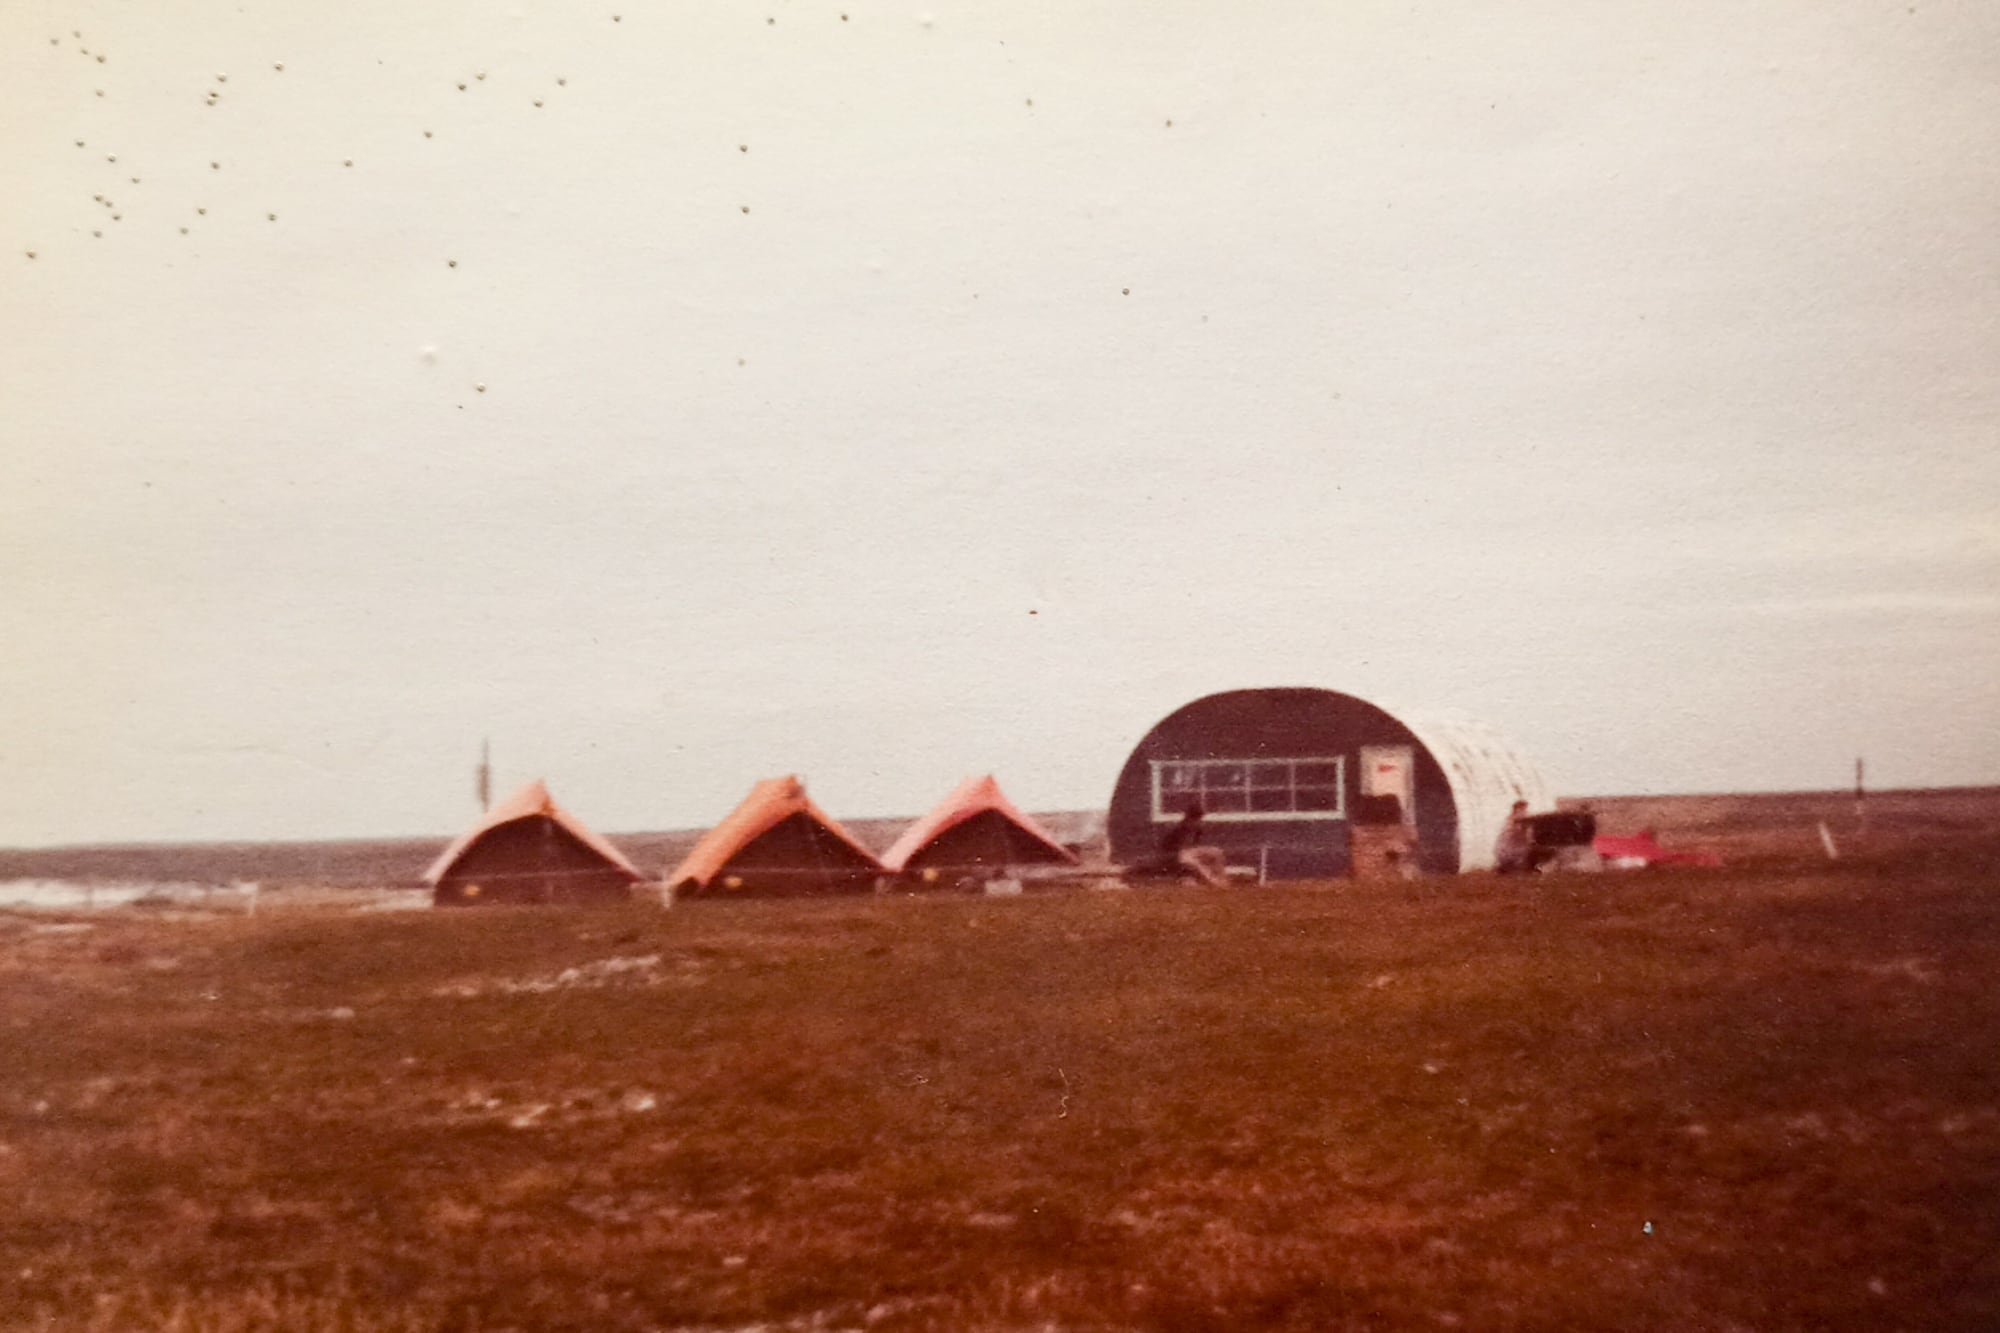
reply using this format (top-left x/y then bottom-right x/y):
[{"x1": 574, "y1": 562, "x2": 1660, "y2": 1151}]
[
  {"x1": 667, "y1": 775, "x2": 883, "y2": 889},
  {"x1": 880, "y1": 775, "x2": 1080, "y2": 872},
  {"x1": 1395, "y1": 712, "x2": 1555, "y2": 871},
  {"x1": 423, "y1": 779, "x2": 643, "y2": 885}
]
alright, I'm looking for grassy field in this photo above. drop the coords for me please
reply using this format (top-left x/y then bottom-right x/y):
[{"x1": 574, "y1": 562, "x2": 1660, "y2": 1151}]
[{"x1": 4, "y1": 847, "x2": 1999, "y2": 1331}]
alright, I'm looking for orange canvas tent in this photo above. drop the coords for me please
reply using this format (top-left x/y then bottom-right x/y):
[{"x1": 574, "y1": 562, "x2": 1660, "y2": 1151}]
[
  {"x1": 667, "y1": 775, "x2": 883, "y2": 897},
  {"x1": 881, "y1": 775, "x2": 1079, "y2": 881},
  {"x1": 426, "y1": 780, "x2": 643, "y2": 906}
]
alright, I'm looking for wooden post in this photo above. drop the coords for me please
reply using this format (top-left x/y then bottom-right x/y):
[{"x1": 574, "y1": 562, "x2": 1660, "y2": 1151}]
[{"x1": 1855, "y1": 757, "x2": 1867, "y2": 834}]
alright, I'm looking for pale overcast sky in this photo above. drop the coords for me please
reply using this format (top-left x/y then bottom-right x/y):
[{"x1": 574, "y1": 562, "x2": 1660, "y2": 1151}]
[{"x1": 4, "y1": 1, "x2": 1997, "y2": 846}]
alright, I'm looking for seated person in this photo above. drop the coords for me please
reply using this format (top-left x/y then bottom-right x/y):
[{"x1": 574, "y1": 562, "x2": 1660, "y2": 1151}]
[
  {"x1": 1134, "y1": 804, "x2": 1230, "y2": 887},
  {"x1": 1494, "y1": 799, "x2": 1555, "y2": 874}
]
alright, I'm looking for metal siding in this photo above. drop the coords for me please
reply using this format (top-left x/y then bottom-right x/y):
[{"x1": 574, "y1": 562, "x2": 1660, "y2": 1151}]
[{"x1": 1396, "y1": 714, "x2": 1556, "y2": 871}]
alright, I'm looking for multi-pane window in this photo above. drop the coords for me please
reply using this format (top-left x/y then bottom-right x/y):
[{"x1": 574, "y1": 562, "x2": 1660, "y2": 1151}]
[{"x1": 1150, "y1": 757, "x2": 1346, "y2": 822}]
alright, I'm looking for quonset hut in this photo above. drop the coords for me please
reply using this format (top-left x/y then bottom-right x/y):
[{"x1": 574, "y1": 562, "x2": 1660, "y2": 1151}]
[
  {"x1": 426, "y1": 780, "x2": 644, "y2": 906},
  {"x1": 1107, "y1": 688, "x2": 1552, "y2": 880}
]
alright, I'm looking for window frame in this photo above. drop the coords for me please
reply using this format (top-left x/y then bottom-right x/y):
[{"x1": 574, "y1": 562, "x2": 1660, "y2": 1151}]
[{"x1": 1149, "y1": 756, "x2": 1347, "y2": 823}]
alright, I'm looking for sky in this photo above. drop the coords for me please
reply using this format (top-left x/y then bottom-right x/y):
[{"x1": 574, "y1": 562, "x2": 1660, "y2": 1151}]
[{"x1": 3, "y1": 0, "x2": 1997, "y2": 846}]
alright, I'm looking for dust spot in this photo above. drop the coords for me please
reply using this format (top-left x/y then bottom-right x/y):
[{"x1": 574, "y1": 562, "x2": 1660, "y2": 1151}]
[
  {"x1": 447, "y1": 259, "x2": 458, "y2": 267},
  {"x1": 343, "y1": 158, "x2": 353, "y2": 166},
  {"x1": 275, "y1": 62, "x2": 285, "y2": 71},
  {"x1": 475, "y1": 382, "x2": 487, "y2": 393},
  {"x1": 196, "y1": 207, "x2": 206, "y2": 214},
  {"x1": 740, "y1": 205, "x2": 750, "y2": 214},
  {"x1": 25, "y1": 251, "x2": 35, "y2": 259},
  {"x1": 267, "y1": 212, "x2": 277, "y2": 221},
  {"x1": 533, "y1": 99, "x2": 543, "y2": 107},
  {"x1": 1121, "y1": 287, "x2": 1130, "y2": 295}
]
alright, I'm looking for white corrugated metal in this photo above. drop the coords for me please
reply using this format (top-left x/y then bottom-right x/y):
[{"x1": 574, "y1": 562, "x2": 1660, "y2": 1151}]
[{"x1": 1397, "y1": 713, "x2": 1555, "y2": 871}]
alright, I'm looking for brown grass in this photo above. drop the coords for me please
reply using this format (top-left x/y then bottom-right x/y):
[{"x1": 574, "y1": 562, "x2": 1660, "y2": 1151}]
[{"x1": 3, "y1": 846, "x2": 1999, "y2": 1330}]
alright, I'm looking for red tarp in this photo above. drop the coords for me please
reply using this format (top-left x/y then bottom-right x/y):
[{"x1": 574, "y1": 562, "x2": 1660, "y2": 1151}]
[{"x1": 1592, "y1": 830, "x2": 1723, "y2": 868}]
